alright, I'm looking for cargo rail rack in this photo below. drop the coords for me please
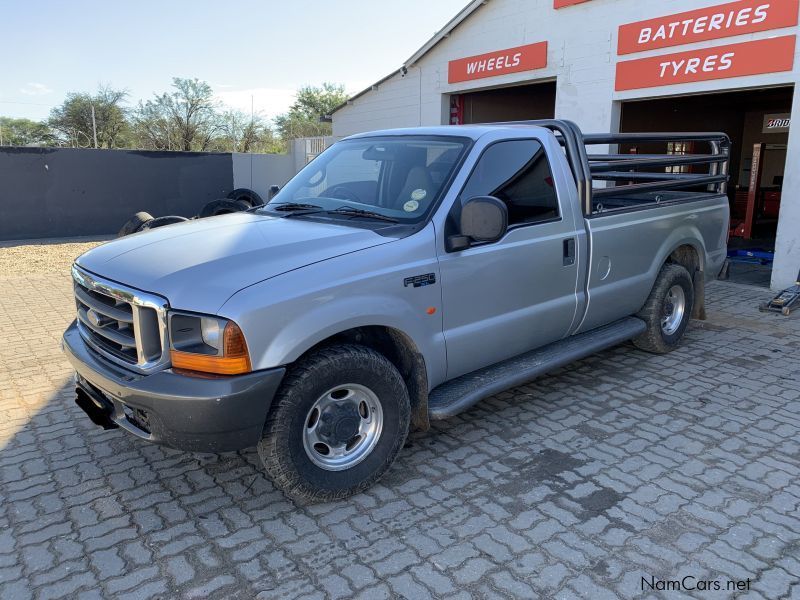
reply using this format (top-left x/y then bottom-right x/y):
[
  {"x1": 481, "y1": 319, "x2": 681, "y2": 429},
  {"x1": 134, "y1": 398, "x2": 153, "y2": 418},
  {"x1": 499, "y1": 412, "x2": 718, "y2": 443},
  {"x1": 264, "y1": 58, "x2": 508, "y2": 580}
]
[{"x1": 486, "y1": 119, "x2": 731, "y2": 217}]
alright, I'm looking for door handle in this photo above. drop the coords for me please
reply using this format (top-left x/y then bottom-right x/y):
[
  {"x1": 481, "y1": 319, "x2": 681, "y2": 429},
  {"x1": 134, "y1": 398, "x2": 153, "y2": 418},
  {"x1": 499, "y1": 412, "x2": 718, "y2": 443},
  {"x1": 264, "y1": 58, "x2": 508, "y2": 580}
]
[{"x1": 563, "y1": 238, "x2": 576, "y2": 266}]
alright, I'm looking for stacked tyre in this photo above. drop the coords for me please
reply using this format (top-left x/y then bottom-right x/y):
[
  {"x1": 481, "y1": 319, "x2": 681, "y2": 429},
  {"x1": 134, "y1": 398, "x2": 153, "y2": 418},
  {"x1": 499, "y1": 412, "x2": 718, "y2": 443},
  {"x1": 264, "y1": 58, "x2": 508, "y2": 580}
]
[
  {"x1": 226, "y1": 188, "x2": 264, "y2": 208},
  {"x1": 117, "y1": 212, "x2": 189, "y2": 237},
  {"x1": 116, "y1": 187, "x2": 264, "y2": 237},
  {"x1": 198, "y1": 188, "x2": 264, "y2": 218},
  {"x1": 118, "y1": 212, "x2": 154, "y2": 237}
]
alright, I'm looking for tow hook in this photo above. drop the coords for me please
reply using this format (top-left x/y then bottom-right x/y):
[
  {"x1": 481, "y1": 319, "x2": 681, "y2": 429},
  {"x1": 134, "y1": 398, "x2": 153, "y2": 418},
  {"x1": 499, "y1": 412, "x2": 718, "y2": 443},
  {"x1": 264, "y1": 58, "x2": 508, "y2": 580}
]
[{"x1": 75, "y1": 385, "x2": 119, "y2": 430}]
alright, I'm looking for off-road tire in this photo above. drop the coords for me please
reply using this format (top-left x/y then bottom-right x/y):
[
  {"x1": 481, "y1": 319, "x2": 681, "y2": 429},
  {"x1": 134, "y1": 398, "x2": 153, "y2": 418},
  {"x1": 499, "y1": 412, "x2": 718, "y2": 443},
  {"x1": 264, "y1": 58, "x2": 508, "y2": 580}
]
[
  {"x1": 199, "y1": 199, "x2": 250, "y2": 218},
  {"x1": 633, "y1": 263, "x2": 694, "y2": 354},
  {"x1": 140, "y1": 215, "x2": 188, "y2": 230},
  {"x1": 258, "y1": 344, "x2": 411, "y2": 504},
  {"x1": 117, "y1": 212, "x2": 153, "y2": 237},
  {"x1": 227, "y1": 187, "x2": 264, "y2": 207}
]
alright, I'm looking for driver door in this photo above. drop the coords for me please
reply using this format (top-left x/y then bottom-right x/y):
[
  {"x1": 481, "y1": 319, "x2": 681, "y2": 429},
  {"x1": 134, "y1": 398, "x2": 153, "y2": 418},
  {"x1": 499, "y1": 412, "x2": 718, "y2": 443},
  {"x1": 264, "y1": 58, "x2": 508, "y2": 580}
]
[{"x1": 436, "y1": 138, "x2": 582, "y2": 380}]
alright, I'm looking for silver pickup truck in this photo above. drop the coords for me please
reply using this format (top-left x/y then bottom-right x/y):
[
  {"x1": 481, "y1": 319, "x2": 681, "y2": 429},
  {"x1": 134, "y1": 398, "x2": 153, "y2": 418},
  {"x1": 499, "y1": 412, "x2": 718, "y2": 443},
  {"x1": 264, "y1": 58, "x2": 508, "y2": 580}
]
[{"x1": 63, "y1": 120, "x2": 730, "y2": 502}]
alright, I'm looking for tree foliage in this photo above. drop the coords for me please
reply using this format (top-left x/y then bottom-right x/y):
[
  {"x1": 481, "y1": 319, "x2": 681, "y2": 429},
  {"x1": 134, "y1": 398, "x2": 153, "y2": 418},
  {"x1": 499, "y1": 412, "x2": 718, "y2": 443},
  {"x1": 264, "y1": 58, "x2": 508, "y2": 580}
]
[
  {"x1": 274, "y1": 83, "x2": 347, "y2": 141},
  {"x1": 0, "y1": 117, "x2": 57, "y2": 146},
  {"x1": 2, "y1": 79, "x2": 348, "y2": 153},
  {"x1": 48, "y1": 85, "x2": 129, "y2": 148},
  {"x1": 213, "y1": 110, "x2": 284, "y2": 154},
  {"x1": 133, "y1": 78, "x2": 220, "y2": 151}
]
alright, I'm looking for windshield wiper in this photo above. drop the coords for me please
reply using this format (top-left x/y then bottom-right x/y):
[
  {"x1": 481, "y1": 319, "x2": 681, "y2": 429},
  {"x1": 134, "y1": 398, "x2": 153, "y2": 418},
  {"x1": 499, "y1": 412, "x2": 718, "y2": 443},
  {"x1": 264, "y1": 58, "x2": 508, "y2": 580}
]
[
  {"x1": 326, "y1": 207, "x2": 400, "y2": 223},
  {"x1": 268, "y1": 202, "x2": 324, "y2": 212},
  {"x1": 263, "y1": 202, "x2": 327, "y2": 218},
  {"x1": 264, "y1": 202, "x2": 400, "y2": 224}
]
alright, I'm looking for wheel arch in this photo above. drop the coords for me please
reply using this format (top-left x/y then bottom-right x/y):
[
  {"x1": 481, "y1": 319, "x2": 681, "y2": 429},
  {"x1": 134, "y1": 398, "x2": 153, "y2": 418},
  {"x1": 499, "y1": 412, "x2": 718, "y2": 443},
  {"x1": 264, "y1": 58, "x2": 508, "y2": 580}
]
[
  {"x1": 638, "y1": 230, "x2": 706, "y2": 320},
  {"x1": 294, "y1": 325, "x2": 430, "y2": 431},
  {"x1": 663, "y1": 241, "x2": 706, "y2": 320},
  {"x1": 666, "y1": 242, "x2": 703, "y2": 275}
]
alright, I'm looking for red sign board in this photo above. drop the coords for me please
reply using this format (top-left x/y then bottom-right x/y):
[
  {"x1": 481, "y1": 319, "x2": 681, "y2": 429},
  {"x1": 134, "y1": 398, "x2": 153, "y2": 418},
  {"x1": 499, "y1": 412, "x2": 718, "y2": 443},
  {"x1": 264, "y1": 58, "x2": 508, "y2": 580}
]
[
  {"x1": 615, "y1": 35, "x2": 796, "y2": 91},
  {"x1": 554, "y1": 0, "x2": 593, "y2": 7},
  {"x1": 618, "y1": 0, "x2": 799, "y2": 55},
  {"x1": 448, "y1": 42, "x2": 548, "y2": 84}
]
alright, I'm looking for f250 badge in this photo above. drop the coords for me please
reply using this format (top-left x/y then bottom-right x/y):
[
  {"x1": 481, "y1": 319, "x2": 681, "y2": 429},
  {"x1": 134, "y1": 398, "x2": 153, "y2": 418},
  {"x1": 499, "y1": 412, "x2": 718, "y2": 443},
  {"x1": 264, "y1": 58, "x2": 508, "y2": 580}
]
[{"x1": 404, "y1": 273, "x2": 436, "y2": 288}]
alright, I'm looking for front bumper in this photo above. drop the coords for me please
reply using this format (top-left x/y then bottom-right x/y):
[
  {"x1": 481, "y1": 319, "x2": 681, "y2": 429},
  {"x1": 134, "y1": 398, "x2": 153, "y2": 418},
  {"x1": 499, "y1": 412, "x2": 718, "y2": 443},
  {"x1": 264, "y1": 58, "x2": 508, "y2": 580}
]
[{"x1": 62, "y1": 320, "x2": 285, "y2": 453}]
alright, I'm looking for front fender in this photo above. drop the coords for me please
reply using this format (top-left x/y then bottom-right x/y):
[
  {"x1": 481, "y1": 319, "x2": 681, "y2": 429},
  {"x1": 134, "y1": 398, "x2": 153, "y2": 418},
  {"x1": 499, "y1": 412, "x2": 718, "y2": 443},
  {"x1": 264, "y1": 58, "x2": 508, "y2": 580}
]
[
  {"x1": 218, "y1": 224, "x2": 448, "y2": 387},
  {"x1": 255, "y1": 294, "x2": 438, "y2": 370}
]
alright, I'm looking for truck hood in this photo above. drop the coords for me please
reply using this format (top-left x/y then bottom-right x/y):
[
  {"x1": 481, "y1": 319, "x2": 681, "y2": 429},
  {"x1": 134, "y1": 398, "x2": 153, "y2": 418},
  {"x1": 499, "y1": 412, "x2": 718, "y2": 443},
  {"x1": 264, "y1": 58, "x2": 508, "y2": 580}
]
[{"x1": 76, "y1": 212, "x2": 394, "y2": 312}]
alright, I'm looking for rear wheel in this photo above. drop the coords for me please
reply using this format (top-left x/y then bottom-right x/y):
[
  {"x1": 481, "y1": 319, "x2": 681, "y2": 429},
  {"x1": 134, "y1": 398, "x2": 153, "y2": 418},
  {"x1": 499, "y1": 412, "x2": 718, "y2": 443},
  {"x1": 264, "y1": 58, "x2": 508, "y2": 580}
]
[
  {"x1": 258, "y1": 345, "x2": 410, "y2": 503},
  {"x1": 633, "y1": 263, "x2": 694, "y2": 354}
]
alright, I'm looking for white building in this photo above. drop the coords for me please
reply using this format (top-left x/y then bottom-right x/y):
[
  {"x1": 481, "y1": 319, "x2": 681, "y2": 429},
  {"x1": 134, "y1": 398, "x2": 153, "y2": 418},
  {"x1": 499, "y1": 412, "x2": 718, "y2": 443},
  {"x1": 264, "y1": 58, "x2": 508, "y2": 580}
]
[{"x1": 332, "y1": 0, "x2": 800, "y2": 290}]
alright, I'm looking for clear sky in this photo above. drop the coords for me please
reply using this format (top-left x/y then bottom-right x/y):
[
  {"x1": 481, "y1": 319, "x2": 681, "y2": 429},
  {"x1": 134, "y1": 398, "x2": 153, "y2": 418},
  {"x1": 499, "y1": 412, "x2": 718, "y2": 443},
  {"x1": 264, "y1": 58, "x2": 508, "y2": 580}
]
[{"x1": 1, "y1": 0, "x2": 468, "y2": 122}]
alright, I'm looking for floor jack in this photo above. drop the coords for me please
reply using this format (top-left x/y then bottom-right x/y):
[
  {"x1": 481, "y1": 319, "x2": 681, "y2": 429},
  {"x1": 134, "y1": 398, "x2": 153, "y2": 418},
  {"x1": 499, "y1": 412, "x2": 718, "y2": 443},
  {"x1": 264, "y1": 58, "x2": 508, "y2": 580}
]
[{"x1": 759, "y1": 268, "x2": 800, "y2": 316}]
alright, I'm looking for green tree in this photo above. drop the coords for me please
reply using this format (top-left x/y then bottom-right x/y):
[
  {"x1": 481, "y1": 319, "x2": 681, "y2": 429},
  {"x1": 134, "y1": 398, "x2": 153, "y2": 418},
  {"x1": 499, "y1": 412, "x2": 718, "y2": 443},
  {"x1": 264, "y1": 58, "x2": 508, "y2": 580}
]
[
  {"x1": 133, "y1": 78, "x2": 220, "y2": 151},
  {"x1": 274, "y1": 82, "x2": 347, "y2": 141},
  {"x1": 48, "y1": 85, "x2": 129, "y2": 148},
  {"x1": 212, "y1": 110, "x2": 283, "y2": 154},
  {"x1": 0, "y1": 117, "x2": 57, "y2": 146}
]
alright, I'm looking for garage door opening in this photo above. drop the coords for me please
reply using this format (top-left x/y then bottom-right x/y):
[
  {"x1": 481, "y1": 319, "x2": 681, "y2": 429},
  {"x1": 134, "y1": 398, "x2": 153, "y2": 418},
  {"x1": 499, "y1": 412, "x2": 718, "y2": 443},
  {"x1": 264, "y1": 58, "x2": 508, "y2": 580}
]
[
  {"x1": 620, "y1": 86, "x2": 794, "y2": 287},
  {"x1": 451, "y1": 81, "x2": 556, "y2": 125}
]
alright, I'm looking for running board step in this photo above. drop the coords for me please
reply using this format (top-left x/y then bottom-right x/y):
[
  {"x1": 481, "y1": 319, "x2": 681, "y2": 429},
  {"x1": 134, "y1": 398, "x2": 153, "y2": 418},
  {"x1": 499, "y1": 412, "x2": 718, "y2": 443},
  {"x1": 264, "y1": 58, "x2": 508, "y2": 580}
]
[{"x1": 428, "y1": 317, "x2": 647, "y2": 420}]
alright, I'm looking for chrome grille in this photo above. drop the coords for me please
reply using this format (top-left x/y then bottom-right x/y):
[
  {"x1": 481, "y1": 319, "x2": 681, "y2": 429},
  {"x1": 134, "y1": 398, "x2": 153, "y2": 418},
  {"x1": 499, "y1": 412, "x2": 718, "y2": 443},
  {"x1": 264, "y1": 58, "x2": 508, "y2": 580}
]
[{"x1": 72, "y1": 265, "x2": 170, "y2": 373}]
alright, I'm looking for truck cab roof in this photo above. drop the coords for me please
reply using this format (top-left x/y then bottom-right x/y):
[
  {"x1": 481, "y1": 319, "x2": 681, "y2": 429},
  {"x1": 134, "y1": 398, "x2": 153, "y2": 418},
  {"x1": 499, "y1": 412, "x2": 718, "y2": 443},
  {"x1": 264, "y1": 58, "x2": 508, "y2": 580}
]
[{"x1": 345, "y1": 124, "x2": 546, "y2": 141}]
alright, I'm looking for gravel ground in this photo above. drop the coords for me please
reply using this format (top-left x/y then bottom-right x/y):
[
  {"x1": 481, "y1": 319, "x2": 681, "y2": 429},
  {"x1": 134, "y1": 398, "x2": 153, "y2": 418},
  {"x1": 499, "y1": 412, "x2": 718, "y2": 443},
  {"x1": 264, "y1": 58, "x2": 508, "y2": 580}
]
[{"x1": 0, "y1": 238, "x2": 106, "y2": 276}]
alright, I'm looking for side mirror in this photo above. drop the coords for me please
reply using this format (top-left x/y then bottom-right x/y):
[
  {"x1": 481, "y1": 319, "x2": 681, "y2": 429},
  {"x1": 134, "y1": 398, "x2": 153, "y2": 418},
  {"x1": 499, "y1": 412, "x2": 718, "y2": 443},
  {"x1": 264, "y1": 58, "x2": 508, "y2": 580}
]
[
  {"x1": 447, "y1": 196, "x2": 508, "y2": 251},
  {"x1": 268, "y1": 185, "x2": 280, "y2": 199}
]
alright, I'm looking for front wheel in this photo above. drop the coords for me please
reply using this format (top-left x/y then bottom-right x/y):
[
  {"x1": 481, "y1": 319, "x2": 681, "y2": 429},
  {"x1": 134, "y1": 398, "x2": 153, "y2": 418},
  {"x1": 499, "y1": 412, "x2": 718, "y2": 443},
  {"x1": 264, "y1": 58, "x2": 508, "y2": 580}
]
[
  {"x1": 633, "y1": 263, "x2": 695, "y2": 354},
  {"x1": 258, "y1": 345, "x2": 410, "y2": 503}
]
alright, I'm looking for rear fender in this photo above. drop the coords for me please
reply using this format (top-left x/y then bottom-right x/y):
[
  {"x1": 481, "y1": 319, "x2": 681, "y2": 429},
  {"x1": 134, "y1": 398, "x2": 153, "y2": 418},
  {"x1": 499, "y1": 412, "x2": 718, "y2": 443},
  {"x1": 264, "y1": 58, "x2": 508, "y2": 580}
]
[{"x1": 647, "y1": 229, "x2": 706, "y2": 313}]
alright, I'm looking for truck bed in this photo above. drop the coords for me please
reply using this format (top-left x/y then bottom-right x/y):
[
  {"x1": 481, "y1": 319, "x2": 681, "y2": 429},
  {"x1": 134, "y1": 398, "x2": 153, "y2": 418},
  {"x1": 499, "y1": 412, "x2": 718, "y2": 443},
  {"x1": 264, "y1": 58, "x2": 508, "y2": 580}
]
[
  {"x1": 502, "y1": 121, "x2": 730, "y2": 219},
  {"x1": 591, "y1": 190, "x2": 720, "y2": 215}
]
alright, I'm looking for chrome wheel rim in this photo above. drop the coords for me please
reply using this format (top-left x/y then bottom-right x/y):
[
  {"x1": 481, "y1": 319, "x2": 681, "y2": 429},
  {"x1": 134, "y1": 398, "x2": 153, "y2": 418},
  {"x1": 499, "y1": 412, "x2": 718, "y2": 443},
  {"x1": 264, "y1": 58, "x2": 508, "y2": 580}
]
[
  {"x1": 661, "y1": 285, "x2": 686, "y2": 335},
  {"x1": 302, "y1": 384, "x2": 383, "y2": 471}
]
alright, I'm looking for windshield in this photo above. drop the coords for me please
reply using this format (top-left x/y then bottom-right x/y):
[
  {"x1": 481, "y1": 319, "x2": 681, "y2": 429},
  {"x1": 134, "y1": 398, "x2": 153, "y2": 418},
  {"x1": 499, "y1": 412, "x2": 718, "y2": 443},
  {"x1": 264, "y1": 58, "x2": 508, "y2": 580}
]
[{"x1": 263, "y1": 136, "x2": 470, "y2": 224}]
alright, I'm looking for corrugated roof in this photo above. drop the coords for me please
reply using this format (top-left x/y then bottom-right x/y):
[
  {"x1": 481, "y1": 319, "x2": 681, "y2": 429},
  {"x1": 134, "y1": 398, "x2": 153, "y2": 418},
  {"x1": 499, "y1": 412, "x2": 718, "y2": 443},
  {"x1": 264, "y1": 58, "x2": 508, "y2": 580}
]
[{"x1": 329, "y1": 0, "x2": 489, "y2": 115}]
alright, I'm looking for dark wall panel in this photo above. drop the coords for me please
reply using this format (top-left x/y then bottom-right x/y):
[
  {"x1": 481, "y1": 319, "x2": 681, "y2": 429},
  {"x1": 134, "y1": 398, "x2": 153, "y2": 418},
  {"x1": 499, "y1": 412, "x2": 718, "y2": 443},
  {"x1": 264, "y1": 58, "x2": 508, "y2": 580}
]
[
  {"x1": 0, "y1": 147, "x2": 234, "y2": 240},
  {"x1": 461, "y1": 81, "x2": 556, "y2": 124},
  {"x1": 619, "y1": 86, "x2": 794, "y2": 205}
]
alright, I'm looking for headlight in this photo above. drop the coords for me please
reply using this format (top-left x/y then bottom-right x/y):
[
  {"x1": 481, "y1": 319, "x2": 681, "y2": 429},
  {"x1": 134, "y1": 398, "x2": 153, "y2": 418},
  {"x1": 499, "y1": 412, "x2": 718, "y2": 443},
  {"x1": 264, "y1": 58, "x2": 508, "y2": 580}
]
[{"x1": 168, "y1": 312, "x2": 251, "y2": 375}]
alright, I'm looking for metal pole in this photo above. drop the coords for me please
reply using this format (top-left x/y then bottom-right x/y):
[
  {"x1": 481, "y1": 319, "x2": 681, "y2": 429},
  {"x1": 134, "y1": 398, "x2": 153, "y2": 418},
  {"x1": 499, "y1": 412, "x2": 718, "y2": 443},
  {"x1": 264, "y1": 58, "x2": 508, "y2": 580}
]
[{"x1": 91, "y1": 104, "x2": 98, "y2": 148}]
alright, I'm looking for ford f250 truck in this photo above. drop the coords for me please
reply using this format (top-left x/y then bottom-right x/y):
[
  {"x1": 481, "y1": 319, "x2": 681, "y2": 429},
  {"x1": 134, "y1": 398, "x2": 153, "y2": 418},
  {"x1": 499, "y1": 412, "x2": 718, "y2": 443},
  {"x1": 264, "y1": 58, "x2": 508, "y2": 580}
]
[{"x1": 63, "y1": 120, "x2": 730, "y2": 502}]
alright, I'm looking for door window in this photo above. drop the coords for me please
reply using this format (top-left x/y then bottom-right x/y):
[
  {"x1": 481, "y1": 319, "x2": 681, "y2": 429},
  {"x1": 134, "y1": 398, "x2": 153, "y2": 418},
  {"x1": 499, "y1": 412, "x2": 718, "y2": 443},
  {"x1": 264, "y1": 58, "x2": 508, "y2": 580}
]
[{"x1": 459, "y1": 139, "x2": 560, "y2": 226}]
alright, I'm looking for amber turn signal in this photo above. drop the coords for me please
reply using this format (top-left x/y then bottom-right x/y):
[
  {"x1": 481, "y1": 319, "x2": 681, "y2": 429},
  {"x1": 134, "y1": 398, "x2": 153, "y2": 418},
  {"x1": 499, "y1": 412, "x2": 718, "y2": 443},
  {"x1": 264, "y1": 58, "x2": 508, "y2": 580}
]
[{"x1": 170, "y1": 321, "x2": 252, "y2": 375}]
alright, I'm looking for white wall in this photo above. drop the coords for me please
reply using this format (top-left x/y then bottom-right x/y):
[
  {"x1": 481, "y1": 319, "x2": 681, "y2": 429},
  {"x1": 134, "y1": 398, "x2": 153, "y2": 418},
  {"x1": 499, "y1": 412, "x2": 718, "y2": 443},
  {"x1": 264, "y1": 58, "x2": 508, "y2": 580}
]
[
  {"x1": 333, "y1": 0, "x2": 800, "y2": 288},
  {"x1": 232, "y1": 153, "x2": 296, "y2": 200},
  {"x1": 773, "y1": 93, "x2": 800, "y2": 289},
  {"x1": 333, "y1": 69, "x2": 424, "y2": 136},
  {"x1": 291, "y1": 137, "x2": 337, "y2": 174}
]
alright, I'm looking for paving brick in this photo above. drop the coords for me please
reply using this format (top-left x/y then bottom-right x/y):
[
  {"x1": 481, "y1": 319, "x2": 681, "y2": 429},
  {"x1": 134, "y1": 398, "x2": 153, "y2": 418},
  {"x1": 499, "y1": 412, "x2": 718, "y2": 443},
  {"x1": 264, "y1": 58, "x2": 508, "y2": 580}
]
[
  {"x1": 410, "y1": 564, "x2": 456, "y2": 595},
  {"x1": 388, "y1": 573, "x2": 432, "y2": 599},
  {"x1": 2, "y1": 274, "x2": 800, "y2": 598},
  {"x1": 453, "y1": 557, "x2": 495, "y2": 586}
]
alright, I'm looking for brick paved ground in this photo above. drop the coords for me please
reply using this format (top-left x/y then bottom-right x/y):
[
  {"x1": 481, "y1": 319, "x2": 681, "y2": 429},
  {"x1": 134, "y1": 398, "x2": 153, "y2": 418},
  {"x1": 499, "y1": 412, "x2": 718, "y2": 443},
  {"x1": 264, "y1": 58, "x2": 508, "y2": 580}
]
[{"x1": 1, "y1": 269, "x2": 799, "y2": 599}]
